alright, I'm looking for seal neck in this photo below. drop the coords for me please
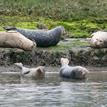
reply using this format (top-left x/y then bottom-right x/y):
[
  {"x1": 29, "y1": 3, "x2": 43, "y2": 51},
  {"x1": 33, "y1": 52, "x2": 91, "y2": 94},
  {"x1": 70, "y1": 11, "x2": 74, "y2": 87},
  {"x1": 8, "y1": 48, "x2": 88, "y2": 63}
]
[{"x1": 61, "y1": 63, "x2": 69, "y2": 67}]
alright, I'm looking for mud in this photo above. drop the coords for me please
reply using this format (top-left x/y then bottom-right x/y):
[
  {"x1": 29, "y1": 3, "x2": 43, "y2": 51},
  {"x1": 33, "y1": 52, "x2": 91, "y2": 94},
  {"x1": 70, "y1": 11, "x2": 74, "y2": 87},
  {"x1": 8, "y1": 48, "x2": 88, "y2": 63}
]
[{"x1": 0, "y1": 38, "x2": 106, "y2": 66}]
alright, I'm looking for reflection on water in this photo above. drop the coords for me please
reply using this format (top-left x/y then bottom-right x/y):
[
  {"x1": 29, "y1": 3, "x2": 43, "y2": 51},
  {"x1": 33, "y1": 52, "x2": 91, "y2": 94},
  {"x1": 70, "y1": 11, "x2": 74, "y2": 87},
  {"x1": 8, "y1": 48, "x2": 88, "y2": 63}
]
[{"x1": 0, "y1": 67, "x2": 107, "y2": 107}]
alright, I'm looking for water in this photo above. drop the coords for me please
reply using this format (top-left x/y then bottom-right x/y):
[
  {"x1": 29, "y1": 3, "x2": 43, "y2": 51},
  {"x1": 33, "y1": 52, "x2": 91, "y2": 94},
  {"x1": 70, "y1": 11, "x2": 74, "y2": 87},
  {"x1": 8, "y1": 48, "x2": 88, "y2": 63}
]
[{"x1": 0, "y1": 67, "x2": 107, "y2": 107}]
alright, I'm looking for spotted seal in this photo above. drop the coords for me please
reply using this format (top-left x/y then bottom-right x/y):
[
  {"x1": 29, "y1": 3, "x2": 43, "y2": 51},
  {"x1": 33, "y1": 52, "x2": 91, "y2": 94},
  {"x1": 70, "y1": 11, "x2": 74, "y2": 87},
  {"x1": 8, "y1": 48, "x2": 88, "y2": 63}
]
[
  {"x1": 60, "y1": 58, "x2": 89, "y2": 79},
  {"x1": 4, "y1": 26, "x2": 65, "y2": 47}
]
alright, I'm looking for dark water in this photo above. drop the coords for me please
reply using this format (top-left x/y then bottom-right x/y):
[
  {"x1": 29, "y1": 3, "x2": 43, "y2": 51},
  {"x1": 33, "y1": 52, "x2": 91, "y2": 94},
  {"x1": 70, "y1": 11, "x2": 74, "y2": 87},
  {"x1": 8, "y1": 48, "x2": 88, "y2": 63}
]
[{"x1": 0, "y1": 67, "x2": 107, "y2": 107}]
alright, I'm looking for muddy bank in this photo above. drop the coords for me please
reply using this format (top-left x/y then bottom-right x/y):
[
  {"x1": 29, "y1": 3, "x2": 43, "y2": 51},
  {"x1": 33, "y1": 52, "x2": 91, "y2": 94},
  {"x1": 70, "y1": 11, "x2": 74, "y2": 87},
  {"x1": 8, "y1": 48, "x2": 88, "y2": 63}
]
[{"x1": 0, "y1": 38, "x2": 107, "y2": 66}]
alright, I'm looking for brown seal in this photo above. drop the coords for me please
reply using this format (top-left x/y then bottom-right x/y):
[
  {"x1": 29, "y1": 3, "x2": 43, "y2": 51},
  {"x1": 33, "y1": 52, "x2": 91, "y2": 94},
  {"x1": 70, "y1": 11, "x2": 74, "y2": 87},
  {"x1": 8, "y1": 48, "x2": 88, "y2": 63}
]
[{"x1": 0, "y1": 31, "x2": 36, "y2": 51}]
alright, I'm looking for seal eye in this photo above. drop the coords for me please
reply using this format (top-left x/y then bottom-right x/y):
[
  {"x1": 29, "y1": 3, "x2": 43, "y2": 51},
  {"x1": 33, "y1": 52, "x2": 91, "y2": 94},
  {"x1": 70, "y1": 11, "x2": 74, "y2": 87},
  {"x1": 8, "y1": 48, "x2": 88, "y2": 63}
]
[
  {"x1": 96, "y1": 39, "x2": 102, "y2": 42},
  {"x1": 99, "y1": 40, "x2": 102, "y2": 42}
]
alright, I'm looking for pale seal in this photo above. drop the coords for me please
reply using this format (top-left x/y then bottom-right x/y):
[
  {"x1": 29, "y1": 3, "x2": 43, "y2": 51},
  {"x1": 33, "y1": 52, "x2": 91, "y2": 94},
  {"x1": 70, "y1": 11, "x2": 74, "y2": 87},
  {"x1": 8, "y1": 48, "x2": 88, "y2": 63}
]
[
  {"x1": 14, "y1": 62, "x2": 45, "y2": 79},
  {"x1": 0, "y1": 31, "x2": 36, "y2": 51},
  {"x1": 90, "y1": 31, "x2": 107, "y2": 48}
]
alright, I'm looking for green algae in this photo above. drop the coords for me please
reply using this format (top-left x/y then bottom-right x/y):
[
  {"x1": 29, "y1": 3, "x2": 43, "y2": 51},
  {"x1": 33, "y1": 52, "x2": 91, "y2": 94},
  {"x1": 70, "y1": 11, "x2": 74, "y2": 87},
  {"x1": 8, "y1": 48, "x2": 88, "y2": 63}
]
[
  {"x1": 0, "y1": 15, "x2": 107, "y2": 38},
  {"x1": 37, "y1": 39, "x2": 90, "y2": 52}
]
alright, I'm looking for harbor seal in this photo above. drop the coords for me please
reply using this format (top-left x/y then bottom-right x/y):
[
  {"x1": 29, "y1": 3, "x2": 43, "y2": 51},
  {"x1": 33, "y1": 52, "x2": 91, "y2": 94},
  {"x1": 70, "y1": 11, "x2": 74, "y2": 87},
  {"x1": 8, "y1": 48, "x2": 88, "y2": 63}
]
[
  {"x1": 0, "y1": 31, "x2": 36, "y2": 51},
  {"x1": 14, "y1": 62, "x2": 45, "y2": 79},
  {"x1": 59, "y1": 58, "x2": 89, "y2": 79},
  {"x1": 4, "y1": 26, "x2": 65, "y2": 47},
  {"x1": 90, "y1": 31, "x2": 107, "y2": 48}
]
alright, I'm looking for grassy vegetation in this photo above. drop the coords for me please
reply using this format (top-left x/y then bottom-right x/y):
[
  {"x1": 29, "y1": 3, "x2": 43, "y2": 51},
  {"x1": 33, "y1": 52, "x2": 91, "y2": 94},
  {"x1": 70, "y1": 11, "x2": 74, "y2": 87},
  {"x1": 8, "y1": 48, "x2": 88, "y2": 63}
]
[
  {"x1": 0, "y1": 16, "x2": 107, "y2": 38},
  {"x1": 0, "y1": 0, "x2": 107, "y2": 20},
  {"x1": 37, "y1": 39, "x2": 90, "y2": 52},
  {"x1": 0, "y1": 0, "x2": 107, "y2": 37}
]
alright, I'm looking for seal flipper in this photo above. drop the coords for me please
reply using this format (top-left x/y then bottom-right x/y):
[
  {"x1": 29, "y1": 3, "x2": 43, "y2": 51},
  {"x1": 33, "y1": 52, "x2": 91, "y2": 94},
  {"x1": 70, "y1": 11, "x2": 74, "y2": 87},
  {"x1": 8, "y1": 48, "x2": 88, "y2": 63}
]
[
  {"x1": 23, "y1": 71, "x2": 30, "y2": 75},
  {"x1": 3, "y1": 26, "x2": 17, "y2": 31}
]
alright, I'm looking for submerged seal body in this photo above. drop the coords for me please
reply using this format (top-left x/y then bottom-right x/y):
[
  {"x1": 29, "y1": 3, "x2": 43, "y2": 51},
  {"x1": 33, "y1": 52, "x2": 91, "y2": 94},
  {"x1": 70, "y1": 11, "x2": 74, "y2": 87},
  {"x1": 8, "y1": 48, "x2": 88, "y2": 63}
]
[
  {"x1": 0, "y1": 31, "x2": 36, "y2": 51},
  {"x1": 14, "y1": 63, "x2": 45, "y2": 79},
  {"x1": 90, "y1": 31, "x2": 107, "y2": 48},
  {"x1": 4, "y1": 26, "x2": 65, "y2": 47},
  {"x1": 60, "y1": 58, "x2": 89, "y2": 79}
]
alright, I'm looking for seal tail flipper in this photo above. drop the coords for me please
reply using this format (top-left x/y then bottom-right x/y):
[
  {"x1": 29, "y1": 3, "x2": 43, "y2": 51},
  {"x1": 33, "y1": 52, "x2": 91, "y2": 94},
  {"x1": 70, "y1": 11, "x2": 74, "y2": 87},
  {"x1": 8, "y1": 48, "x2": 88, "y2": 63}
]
[
  {"x1": 14, "y1": 62, "x2": 23, "y2": 69},
  {"x1": 3, "y1": 26, "x2": 17, "y2": 31}
]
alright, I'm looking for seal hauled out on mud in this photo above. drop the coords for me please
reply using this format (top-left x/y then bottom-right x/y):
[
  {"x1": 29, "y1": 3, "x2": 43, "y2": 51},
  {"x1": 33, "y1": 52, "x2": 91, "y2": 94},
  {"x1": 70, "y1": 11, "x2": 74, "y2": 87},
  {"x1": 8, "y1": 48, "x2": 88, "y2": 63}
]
[
  {"x1": 14, "y1": 62, "x2": 45, "y2": 79},
  {"x1": 0, "y1": 31, "x2": 36, "y2": 51},
  {"x1": 4, "y1": 26, "x2": 65, "y2": 47},
  {"x1": 90, "y1": 31, "x2": 107, "y2": 48},
  {"x1": 59, "y1": 58, "x2": 89, "y2": 79}
]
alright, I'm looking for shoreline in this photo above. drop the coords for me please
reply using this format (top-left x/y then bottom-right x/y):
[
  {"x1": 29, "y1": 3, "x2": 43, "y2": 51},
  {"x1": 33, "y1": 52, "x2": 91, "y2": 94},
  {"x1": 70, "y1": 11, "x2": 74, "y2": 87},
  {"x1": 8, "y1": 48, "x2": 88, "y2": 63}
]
[{"x1": 0, "y1": 38, "x2": 106, "y2": 67}]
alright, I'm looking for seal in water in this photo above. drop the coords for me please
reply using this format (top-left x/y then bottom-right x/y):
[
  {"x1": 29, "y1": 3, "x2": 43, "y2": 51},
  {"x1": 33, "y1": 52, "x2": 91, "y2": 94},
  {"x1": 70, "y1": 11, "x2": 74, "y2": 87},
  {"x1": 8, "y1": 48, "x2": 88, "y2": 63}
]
[
  {"x1": 59, "y1": 58, "x2": 89, "y2": 79},
  {"x1": 0, "y1": 31, "x2": 36, "y2": 51},
  {"x1": 3, "y1": 26, "x2": 65, "y2": 47},
  {"x1": 14, "y1": 62, "x2": 45, "y2": 79},
  {"x1": 90, "y1": 31, "x2": 107, "y2": 48}
]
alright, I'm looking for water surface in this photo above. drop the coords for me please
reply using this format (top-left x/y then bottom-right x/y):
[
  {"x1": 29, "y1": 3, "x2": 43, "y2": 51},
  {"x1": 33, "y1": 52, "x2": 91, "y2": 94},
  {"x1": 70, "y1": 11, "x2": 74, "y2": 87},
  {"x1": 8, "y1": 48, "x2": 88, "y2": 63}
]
[{"x1": 0, "y1": 67, "x2": 107, "y2": 107}]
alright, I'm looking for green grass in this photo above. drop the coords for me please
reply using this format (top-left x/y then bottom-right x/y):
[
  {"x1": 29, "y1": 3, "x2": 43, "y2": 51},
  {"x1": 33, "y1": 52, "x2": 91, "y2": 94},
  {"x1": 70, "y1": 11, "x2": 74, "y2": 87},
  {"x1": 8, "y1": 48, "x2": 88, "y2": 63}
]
[
  {"x1": 0, "y1": 0, "x2": 107, "y2": 62},
  {"x1": 38, "y1": 39, "x2": 90, "y2": 52},
  {"x1": 0, "y1": 0, "x2": 107, "y2": 20},
  {"x1": 16, "y1": 22, "x2": 37, "y2": 29},
  {"x1": 0, "y1": 15, "x2": 107, "y2": 38}
]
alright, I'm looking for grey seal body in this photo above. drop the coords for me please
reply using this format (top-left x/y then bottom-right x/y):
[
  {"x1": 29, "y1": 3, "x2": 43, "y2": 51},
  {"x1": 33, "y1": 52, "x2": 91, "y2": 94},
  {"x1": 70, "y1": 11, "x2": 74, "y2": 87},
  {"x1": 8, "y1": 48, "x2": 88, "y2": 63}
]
[
  {"x1": 4, "y1": 26, "x2": 65, "y2": 47},
  {"x1": 60, "y1": 65, "x2": 88, "y2": 79},
  {"x1": 60, "y1": 58, "x2": 89, "y2": 79}
]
